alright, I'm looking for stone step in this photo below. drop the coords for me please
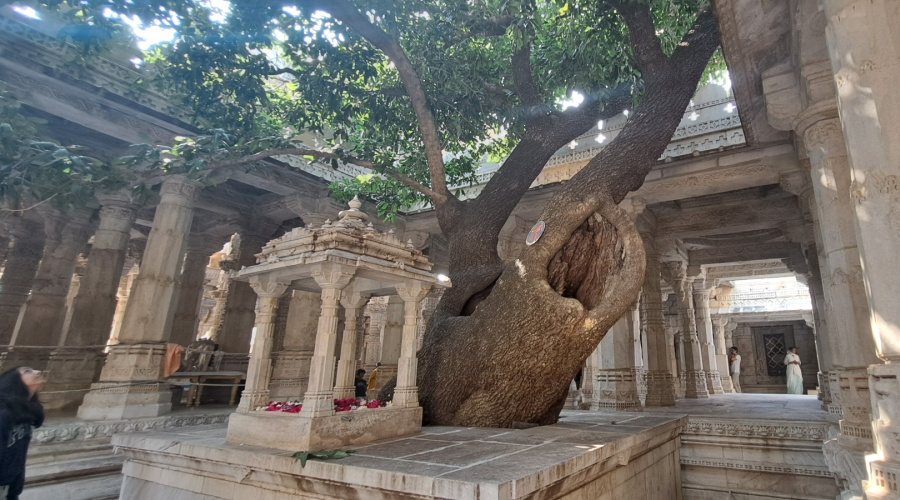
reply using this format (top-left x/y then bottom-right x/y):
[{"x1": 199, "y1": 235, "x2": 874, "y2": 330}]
[{"x1": 22, "y1": 453, "x2": 123, "y2": 500}]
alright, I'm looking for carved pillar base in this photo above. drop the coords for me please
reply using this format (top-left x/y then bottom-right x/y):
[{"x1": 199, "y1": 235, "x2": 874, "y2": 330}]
[
  {"x1": 40, "y1": 348, "x2": 105, "y2": 412},
  {"x1": 644, "y1": 370, "x2": 677, "y2": 407},
  {"x1": 592, "y1": 369, "x2": 643, "y2": 411},
  {"x1": 821, "y1": 367, "x2": 874, "y2": 499},
  {"x1": 865, "y1": 363, "x2": 900, "y2": 500},
  {"x1": 716, "y1": 354, "x2": 735, "y2": 393},
  {"x1": 77, "y1": 344, "x2": 172, "y2": 420},
  {"x1": 683, "y1": 370, "x2": 709, "y2": 399},
  {"x1": 705, "y1": 371, "x2": 725, "y2": 395}
]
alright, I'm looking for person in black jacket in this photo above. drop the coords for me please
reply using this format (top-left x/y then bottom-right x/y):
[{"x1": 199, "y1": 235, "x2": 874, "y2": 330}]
[
  {"x1": 354, "y1": 369, "x2": 368, "y2": 399},
  {"x1": 0, "y1": 367, "x2": 44, "y2": 500}
]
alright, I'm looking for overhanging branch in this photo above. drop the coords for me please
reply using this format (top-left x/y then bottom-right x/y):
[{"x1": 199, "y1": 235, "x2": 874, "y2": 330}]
[{"x1": 299, "y1": 0, "x2": 451, "y2": 204}]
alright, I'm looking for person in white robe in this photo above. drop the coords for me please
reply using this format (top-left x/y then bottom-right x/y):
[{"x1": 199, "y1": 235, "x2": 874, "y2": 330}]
[
  {"x1": 784, "y1": 347, "x2": 804, "y2": 394},
  {"x1": 729, "y1": 347, "x2": 742, "y2": 393}
]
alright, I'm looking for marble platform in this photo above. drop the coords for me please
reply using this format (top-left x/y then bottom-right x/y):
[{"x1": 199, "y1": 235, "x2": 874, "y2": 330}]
[
  {"x1": 112, "y1": 412, "x2": 686, "y2": 499},
  {"x1": 21, "y1": 406, "x2": 234, "y2": 500}
]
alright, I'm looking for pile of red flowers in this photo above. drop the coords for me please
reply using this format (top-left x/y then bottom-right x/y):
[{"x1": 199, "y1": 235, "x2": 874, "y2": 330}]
[
  {"x1": 334, "y1": 399, "x2": 387, "y2": 412},
  {"x1": 264, "y1": 401, "x2": 302, "y2": 413},
  {"x1": 263, "y1": 399, "x2": 387, "y2": 413}
]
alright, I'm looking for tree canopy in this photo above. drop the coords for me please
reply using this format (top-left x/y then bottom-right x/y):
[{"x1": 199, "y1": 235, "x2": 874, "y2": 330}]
[{"x1": 13, "y1": 0, "x2": 722, "y2": 219}]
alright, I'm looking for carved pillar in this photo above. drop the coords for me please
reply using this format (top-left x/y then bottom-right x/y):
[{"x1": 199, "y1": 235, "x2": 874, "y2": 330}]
[
  {"x1": 13, "y1": 207, "x2": 94, "y2": 348},
  {"x1": 78, "y1": 176, "x2": 199, "y2": 420},
  {"x1": 235, "y1": 277, "x2": 288, "y2": 413},
  {"x1": 0, "y1": 216, "x2": 44, "y2": 343},
  {"x1": 169, "y1": 236, "x2": 224, "y2": 347},
  {"x1": 217, "y1": 233, "x2": 267, "y2": 353},
  {"x1": 42, "y1": 199, "x2": 136, "y2": 411},
  {"x1": 372, "y1": 296, "x2": 403, "y2": 390},
  {"x1": 712, "y1": 317, "x2": 735, "y2": 393},
  {"x1": 641, "y1": 237, "x2": 676, "y2": 406},
  {"x1": 62, "y1": 200, "x2": 136, "y2": 347},
  {"x1": 805, "y1": 242, "x2": 834, "y2": 410},
  {"x1": 581, "y1": 342, "x2": 601, "y2": 409},
  {"x1": 692, "y1": 276, "x2": 724, "y2": 394},
  {"x1": 107, "y1": 264, "x2": 139, "y2": 346},
  {"x1": 797, "y1": 112, "x2": 880, "y2": 495},
  {"x1": 821, "y1": 2, "x2": 900, "y2": 496},
  {"x1": 394, "y1": 282, "x2": 430, "y2": 408},
  {"x1": 667, "y1": 262, "x2": 709, "y2": 398},
  {"x1": 333, "y1": 287, "x2": 369, "y2": 400},
  {"x1": 594, "y1": 307, "x2": 643, "y2": 411},
  {"x1": 300, "y1": 263, "x2": 354, "y2": 417}
]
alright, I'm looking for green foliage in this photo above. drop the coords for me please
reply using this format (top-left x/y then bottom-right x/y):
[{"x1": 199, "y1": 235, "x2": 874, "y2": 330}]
[
  {"x1": 291, "y1": 449, "x2": 356, "y2": 468},
  {"x1": 33, "y1": 0, "x2": 719, "y2": 218},
  {"x1": 0, "y1": 86, "x2": 120, "y2": 209}
]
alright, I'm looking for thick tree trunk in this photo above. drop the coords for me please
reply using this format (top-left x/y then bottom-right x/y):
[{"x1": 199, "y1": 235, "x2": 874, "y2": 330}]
[{"x1": 416, "y1": 9, "x2": 720, "y2": 427}]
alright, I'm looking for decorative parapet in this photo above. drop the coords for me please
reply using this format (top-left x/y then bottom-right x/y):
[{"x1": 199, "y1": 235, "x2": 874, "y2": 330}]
[
  {"x1": 683, "y1": 416, "x2": 828, "y2": 441},
  {"x1": 32, "y1": 412, "x2": 230, "y2": 444},
  {"x1": 0, "y1": 12, "x2": 191, "y2": 123}
]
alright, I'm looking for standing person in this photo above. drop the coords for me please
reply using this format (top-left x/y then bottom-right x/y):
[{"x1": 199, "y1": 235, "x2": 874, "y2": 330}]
[
  {"x1": 784, "y1": 347, "x2": 804, "y2": 394},
  {"x1": 0, "y1": 367, "x2": 45, "y2": 500},
  {"x1": 366, "y1": 362, "x2": 382, "y2": 399},
  {"x1": 354, "y1": 369, "x2": 368, "y2": 399},
  {"x1": 729, "y1": 347, "x2": 742, "y2": 393}
]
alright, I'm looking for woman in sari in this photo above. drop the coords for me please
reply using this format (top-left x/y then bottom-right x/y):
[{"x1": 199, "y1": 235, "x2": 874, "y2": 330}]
[{"x1": 784, "y1": 347, "x2": 804, "y2": 394}]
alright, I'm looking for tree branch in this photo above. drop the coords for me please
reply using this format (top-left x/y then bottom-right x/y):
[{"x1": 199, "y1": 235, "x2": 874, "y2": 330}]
[
  {"x1": 511, "y1": 45, "x2": 543, "y2": 109},
  {"x1": 266, "y1": 67, "x2": 304, "y2": 79},
  {"x1": 299, "y1": 0, "x2": 450, "y2": 204},
  {"x1": 608, "y1": 0, "x2": 665, "y2": 75},
  {"x1": 211, "y1": 148, "x2": 439, "y2": 200},
  {"x1": 670, "y1": 7, "x2": 720, "y2": 72}
]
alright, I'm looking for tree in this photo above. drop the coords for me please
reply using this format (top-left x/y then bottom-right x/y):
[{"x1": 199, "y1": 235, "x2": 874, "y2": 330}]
[{"x1": 37, "y1": 0, "x2": 720, "y2": 426}]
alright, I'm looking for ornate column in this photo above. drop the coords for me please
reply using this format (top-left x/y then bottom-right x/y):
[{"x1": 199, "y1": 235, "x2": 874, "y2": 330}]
[
  {"x1": 78, "y1": 175, "x2": 200, "y2": 420},
  {"x1": 12, "y1": 207, "x2": 94, "y2": 348},
  {"x1": 821, "y1": 2, "x2": 900, "y2": 496},
  {"x1": 666, "y1": 261, "x2": 709, "y2": 398},
  {"x1": 61, "y1": 199, "x2": 136, "y2": 347},
  {"x1": 640, "y1": 243, "x2": 677, "y2": 406},
  {"x1": 169, "y1": 235, "x2": 224, "y2": 347},
  {"x1": 0, "y1": 216, "x2": 44, "y2": 343},
  {"x1": 712, "y1": 317, "x2": 735, "y2": 393},
  {"x1": 216, "y1": 233, "x2": 268, "y2": 353},
  {"x1": 333, "y1": 287, "x2": 369, "y2": 400},
  {"x1": 594, "y1": 307, "x2": 643, "y2": 411},
  {"x1": 300, "y1": 262, "x2": 354, "y2": 417},
  {"x1": 235, "y1": 277, "x2": 287, "y2": 413},
  {"x1": 41, "y1": 198, "x2": 136, "y2": 411},
  {"x1": 107, "y1": 264, "x2": 139, "y2": 346},
  {"x1": 692, "y1": 276, "x2": 724, "y2": 394},
  {"x1": 797, "y1": 110, "x2": 880, "y2": 496},
  {"x1": 393, "y1": 282, "x2": 430, "y2": 408},
  {"x1": 805, "y1": 242, "x2": 835, "y2": 411}
]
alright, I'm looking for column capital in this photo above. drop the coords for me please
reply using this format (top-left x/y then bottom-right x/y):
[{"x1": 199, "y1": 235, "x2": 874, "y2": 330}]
[
  {"x1": 794, "y1": 99, "x2": 839, "y2": 141},
  {"x1": 395, "y1": 281, "x2": 431, "y2": 303},
  {"x1": 249, "y1": 276, "x2": 288, "y2": 298},
  {"x1": 340, "y1": 287, "x2": 370, "y2": 309},
  {"x1": 159, "y1": 175, "x2": 202, "y2": 204},
  {"x1": 310, "y1": 263, "x2": 355, "y2": 289}
]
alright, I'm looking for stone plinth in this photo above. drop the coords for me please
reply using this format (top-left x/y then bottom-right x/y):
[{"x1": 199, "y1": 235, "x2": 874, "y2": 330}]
[
  {"x1": 114, "y1": 413, "x2": 684, "y2": 500},
  {"x1": 226, "y1": 407, "x2": 423, "y2": 452},
  {"x1": 77, "y1": 344, "x2": 171, "y2": 420}
]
